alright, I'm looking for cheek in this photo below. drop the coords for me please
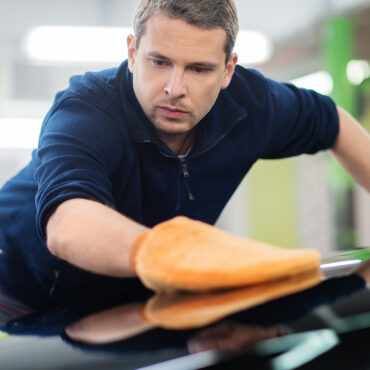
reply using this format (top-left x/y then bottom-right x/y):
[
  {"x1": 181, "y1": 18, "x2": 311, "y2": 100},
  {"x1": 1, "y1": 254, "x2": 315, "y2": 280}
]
[
  {"x1": 135, "y1": 69, "x2": 163, "y2": 104},
  {"x1": 196, "y1": 80, "x2": 223, "y2": 106}
]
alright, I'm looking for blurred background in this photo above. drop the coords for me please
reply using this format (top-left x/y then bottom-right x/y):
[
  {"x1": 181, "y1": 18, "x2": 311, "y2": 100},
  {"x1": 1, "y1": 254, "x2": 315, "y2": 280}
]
[{"x1": 0, "y1": 0, "x2": 369, "y2": 254}]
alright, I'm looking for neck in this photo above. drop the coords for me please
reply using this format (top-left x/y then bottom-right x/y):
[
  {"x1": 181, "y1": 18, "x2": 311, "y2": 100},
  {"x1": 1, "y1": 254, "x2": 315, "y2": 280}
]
[{"x1": 158, "y1": 129, "x2": 196, "y2": 155}]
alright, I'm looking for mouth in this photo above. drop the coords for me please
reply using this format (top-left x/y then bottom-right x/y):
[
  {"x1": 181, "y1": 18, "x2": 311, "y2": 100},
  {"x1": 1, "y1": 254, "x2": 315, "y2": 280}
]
[{"x1": 158, "y1": 106, "x2": 189, "y2": 119}]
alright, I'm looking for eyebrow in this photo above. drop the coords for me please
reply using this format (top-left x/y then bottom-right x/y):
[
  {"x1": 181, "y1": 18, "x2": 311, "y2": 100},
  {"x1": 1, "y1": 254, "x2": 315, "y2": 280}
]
[{"x1": 147, "y1": 52, "x2": 219, "y2": 69}]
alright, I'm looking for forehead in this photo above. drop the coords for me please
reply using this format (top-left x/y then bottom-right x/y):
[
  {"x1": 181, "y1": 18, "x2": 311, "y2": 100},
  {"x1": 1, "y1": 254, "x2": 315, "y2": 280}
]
[{"x1": 139, "y1": 13, "x2": 227, "y2": 63}]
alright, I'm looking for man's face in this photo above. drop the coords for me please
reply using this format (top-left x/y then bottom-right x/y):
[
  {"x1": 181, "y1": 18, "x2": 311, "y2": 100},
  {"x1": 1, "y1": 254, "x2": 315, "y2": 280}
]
[{"x1": 127, "y1": 13, "x2": 237, "y2": 141}]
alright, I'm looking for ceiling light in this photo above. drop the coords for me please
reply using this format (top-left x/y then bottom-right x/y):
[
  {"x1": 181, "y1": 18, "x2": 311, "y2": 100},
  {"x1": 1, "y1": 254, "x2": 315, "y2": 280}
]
[
  {"x1": 23, "y1": 26, "x2": 133, "y2": 64},
  {"x1": 234, "y1": 30, "x2": 273, "y2": 65},
  {"x1": 347, "y1": 60, "x2": 370, "y2": 86},
  {"x1": 0, "y1": 118, "x2": 42, "y2": 149},
  {"x1": 24, "y1": 26, "x2": 272, "y2": 66}
]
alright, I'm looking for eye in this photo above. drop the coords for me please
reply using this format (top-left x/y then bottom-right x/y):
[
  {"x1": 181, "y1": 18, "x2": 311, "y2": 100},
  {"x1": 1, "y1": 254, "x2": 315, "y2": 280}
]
[
  {"x1": 190, "y1": 66, "x2": 212, "y2": 74},
  {"x1": 150, "y1": 58, "x2": 171, "y2": 67}
]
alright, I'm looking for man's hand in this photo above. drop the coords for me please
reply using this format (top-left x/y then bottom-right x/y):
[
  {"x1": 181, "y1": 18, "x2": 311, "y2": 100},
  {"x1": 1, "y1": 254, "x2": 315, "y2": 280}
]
[
  {"x1": 46, "y1": 198, "x2": 149, "y2": 277},
  {"x1": 331, "y1": 107, "x2": 370, "y2": 193}
]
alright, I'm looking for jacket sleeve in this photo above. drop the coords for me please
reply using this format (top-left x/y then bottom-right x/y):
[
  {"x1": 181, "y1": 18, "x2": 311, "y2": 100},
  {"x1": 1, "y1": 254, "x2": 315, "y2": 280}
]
[
  {"x1": 34, "y1": 96, "x2": 125, "y2": 240},
  {"x1": 259, "y1": 77, "x2": 339, "y2": 159}
]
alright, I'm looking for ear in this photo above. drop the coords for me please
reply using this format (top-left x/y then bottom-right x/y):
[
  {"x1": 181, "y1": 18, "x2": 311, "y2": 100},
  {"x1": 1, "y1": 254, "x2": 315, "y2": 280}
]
[
  {"x1": 127, "y1": 34, "x2": 136, "y2": 73},
  {"x1": 221, "y1": 53, "x2": 238, "y2": 89}
]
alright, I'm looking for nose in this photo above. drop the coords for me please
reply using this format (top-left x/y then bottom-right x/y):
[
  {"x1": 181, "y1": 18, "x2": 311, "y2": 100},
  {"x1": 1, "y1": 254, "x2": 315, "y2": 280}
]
[{"x1": 164, "y1": 68, "x2": 186, "y2": 98}]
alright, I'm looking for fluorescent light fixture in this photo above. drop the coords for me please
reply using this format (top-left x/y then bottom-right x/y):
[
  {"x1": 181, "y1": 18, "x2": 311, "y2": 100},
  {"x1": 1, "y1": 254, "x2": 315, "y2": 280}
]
[
  {"x1": 291, "y1": 71, "x2": 333, "y2": 95},
  {"x1": 234, "y1": 30, "x2": 272, "y2": 65},
  {"x1": 24, "y1": 26, "x2": 133, "y2": 64},
  {"x1": 24, "y1": 25, "x2": 272, "y2": 66},
  {"x1": 347, "y1": 60, "x2": 370, "y2": 86},
  {"x1": 0, "y1": 118, "x2": 42, "y2": 149}
]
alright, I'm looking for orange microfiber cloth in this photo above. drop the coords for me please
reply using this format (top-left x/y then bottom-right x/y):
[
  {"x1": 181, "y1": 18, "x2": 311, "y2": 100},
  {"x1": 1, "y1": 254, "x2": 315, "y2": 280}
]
[{"x1": 131, "y1": 216, "x2": 321, "y2": 293}]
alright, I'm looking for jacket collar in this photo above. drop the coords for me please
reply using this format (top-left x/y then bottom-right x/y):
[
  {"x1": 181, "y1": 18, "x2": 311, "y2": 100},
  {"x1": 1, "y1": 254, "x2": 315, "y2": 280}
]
[{"x1": 120, "y1": 61, "x2": 248, "y2": 157}]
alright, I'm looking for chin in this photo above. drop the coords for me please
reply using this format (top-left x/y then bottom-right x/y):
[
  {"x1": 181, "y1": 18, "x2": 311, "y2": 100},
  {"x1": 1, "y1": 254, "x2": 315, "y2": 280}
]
[
  {"x1": 154, "y1": 122, "x2": 193, "y2": 137},
  {"x1": 158, "y1": 128, "x2": 190, "y2": 137}
]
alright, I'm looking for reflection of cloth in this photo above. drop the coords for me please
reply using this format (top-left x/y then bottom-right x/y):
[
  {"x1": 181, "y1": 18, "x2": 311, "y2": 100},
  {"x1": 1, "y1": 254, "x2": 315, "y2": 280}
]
[
  {"x1": 0, "y1": 286, "x2": 34, "y2": 326},
  {"x1": 0, "y1": 61, "x2": 339, "y2": 310},
  {"x1": 230, "y1": 274, "x2": 366, "y2": 326},
  {"x1": 144, "y1": 269, "x2": 322, "y2": 329}
]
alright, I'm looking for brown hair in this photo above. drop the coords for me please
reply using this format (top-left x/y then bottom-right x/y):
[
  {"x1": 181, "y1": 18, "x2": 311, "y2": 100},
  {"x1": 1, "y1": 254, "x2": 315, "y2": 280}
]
[{"x1": 133, "y1": 0, "x2": 239, "y2": 62}]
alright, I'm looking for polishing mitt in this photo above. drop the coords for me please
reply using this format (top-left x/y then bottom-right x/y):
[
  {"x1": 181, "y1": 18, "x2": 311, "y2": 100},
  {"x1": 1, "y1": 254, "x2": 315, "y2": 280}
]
[{"x1": 130, "y1": 216, "x2": 320, "y2": 293}]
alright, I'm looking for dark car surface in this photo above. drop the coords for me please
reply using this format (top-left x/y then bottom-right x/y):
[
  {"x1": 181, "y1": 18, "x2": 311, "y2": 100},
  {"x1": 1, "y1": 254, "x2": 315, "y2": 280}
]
[{"x1": 1, "y1": 248, "x2": 370, "y2": 370}]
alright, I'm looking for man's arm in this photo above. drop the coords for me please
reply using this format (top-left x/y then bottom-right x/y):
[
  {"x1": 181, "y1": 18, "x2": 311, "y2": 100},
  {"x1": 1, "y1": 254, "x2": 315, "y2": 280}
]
[
  {"x1": 331, "y1": 107, "x2": 370, "y2": 193},
  {"x1": 46, "y1": 198, "x2": 148, "y2": 277}
]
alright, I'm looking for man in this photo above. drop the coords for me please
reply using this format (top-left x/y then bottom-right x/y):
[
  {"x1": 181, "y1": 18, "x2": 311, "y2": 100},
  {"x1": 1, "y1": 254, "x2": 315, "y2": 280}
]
[{"x1": 0, "y1": 0, "x2": 369, "y2": 313}]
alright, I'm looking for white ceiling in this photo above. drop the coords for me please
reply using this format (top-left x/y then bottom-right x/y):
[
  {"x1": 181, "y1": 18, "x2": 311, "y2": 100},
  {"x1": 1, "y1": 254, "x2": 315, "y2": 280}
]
[{"x1": 1, "y1": 0, "x2": 369, "y2": 58}]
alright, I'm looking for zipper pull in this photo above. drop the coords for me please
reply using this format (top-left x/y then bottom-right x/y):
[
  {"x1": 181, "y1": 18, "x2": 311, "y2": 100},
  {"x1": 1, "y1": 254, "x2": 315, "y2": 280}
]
[
  {"x1": 181, "y1": 162, "x2": 195, "y2": 201},
  {"x1": 181, "y1": 162, "x2": 190, "y2": 178}
]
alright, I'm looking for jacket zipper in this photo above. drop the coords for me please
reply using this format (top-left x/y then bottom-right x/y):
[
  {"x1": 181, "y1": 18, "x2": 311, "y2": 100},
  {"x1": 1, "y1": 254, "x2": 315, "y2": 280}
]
[
  {"x1": 180, "y1": 159, "x2": 195, "y2": 201},
  {"x1": 139, "y1": 140, "x2": 194, "y2": 211},
  {"x1": 49, "y1": 270, "x2": 61, "y2": 296}
]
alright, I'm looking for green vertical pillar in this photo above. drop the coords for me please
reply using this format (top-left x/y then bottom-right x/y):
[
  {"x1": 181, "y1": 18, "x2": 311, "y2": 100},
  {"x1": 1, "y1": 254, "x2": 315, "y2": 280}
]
[
  {"x1": 322, "y1": 16, "x2": 357, "y2": 248},
  {"x1": 323, "y1": 17, "x2": 356, "y2": 115}
]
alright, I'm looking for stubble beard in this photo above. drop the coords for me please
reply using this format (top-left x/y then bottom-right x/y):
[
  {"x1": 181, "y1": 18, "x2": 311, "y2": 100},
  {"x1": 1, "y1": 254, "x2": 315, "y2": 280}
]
[{"x1": 150, "y1": 108, "x2": 197, "y2": 138}]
